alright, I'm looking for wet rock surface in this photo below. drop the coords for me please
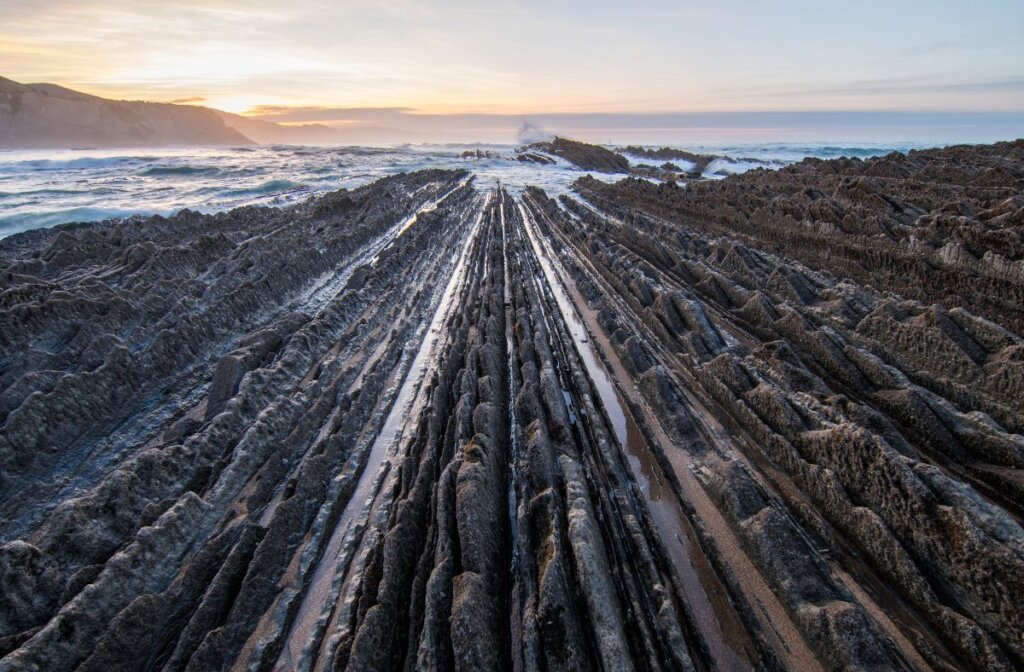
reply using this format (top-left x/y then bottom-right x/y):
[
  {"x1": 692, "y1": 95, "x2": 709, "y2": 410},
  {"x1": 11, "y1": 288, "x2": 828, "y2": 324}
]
[
  {"x1": 1, "y1": 141, "x2": 1022, "y2": 671},
  {"x1": 528, "y1": 137, "x2": 632, "y2": 174}
]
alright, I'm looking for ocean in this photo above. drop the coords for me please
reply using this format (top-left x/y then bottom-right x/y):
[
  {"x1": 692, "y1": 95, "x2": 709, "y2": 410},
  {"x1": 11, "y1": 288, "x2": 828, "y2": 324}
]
[{"x1": 0, "y1": 142, "x2": 928, "y2": 238}]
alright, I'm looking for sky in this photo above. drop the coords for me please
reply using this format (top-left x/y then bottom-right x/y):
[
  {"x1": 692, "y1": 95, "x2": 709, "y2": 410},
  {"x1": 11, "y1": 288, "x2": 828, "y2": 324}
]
[{"x1": 2, "y1": 0, "x2": 1023, "y2": 143}]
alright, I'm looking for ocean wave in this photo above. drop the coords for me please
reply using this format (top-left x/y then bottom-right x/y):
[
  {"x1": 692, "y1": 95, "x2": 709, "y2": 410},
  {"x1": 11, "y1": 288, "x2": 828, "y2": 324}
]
[
  {"x1": 3, "y1": 187, "x2": 127, "y2": 197},
  {"x1": 696, "y1": 144, "x2": 921, "y2": 163},
  {"x1": 0, "y1": 156, "x2": 161, "y2": 171},
  {"x1": 810, "y1": 145, "x2": 913, "y2": 158},
  {"x1": 703, "y1": 158, "x2": 773, "y2": 177},
  {"x1": 335, "y1": 146, "x2": 399, "y2": 157},
  {"x1": 219, "y1": 166, "x2": 269, "y2": 177},
  {"x1": 224, "y1": 179, "x2": 309, "y2": 197},
  {"x1": 0, "y1": 206, "x2": 165, "y2": 237},
  {"x1": 2, "y1": 142, "x2": 899, "y2": 236},
  {"x1": 141, "y1": 165, "x2": 219, "y2": 176}
]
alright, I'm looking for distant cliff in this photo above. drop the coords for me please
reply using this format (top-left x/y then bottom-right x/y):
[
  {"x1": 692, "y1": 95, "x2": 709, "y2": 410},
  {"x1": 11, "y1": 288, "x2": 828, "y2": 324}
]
[
  {"x1": 0, "y1": 76, "x2": 252, "y2": 148},
  {"x1": 0, "y1": 76, "x2": 423, "y2": 148}
]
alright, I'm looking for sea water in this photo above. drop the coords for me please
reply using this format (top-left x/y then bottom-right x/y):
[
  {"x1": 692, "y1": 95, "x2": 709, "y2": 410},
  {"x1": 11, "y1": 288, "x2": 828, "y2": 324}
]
[{"x1": 0, "y1": 142, "x2": 926, "y2": 237}]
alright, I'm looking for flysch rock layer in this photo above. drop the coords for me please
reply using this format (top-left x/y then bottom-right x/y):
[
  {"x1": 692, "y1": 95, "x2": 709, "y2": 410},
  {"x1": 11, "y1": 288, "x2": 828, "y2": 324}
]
[{"x1": 1, "y1": 140, "x2": 1022, "y2": 672}]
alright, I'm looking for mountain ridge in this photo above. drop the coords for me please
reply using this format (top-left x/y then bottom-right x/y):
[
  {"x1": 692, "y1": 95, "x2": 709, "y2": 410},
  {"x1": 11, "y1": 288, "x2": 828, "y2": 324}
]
[{"x1": 0, "y1": 76, "x2": 384, "y2": 148}]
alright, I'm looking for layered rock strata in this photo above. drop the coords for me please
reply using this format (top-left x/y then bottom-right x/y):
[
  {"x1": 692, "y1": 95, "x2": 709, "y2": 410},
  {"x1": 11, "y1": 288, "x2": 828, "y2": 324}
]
[{"x1": 1, "y1": 141, "x2": 1022, "y2": 672}]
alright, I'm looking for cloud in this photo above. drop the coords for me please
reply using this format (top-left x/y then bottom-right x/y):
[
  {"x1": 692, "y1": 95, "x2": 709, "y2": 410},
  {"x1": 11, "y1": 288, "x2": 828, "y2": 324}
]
[
  {"x1": 170, "y1": 96, "x2": 206, "y2": 104},
  {"x1": 246, "y1": 105, "x2": 416, "y2": 123},
  {"x1": 789, "y1": 75, "x2": 1024, "y2": 98},
  {"x1": 2, "y1": 1, "x2": 1022, "y2": 119}
]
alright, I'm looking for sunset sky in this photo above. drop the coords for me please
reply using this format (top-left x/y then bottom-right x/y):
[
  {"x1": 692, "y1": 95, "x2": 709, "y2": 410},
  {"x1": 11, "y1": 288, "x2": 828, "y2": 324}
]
[{"x1": 2, "y1": 0, "x2": 1022, "y2": 141}]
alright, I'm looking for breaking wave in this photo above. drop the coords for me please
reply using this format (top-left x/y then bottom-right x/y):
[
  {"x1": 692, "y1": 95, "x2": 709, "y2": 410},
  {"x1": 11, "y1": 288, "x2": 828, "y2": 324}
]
[{"x1": 0, "y1": 142, "x2": 927, "y2": 237}]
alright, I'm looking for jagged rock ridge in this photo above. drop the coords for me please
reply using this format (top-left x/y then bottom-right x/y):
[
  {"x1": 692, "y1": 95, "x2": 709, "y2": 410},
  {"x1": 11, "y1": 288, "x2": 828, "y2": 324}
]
[{"x1": 1, "y1": 141, "x2": 1022, "y2": 672}]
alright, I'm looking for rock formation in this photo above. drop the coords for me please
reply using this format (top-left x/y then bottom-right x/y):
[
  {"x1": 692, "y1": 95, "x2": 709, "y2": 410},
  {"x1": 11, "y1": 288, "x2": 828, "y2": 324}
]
[
  {"x1": 1, "y1": 140, "x2": 1022, "y2": 671},
  {"x1": 528, "y1": 137, "x2": 632, "y2": 173}
]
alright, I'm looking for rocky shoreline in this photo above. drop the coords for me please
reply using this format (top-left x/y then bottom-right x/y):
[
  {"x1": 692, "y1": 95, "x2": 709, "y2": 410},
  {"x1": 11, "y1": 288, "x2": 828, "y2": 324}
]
[{"x1": 1, "y1": 141, "x2": 1022, "y2": 671}]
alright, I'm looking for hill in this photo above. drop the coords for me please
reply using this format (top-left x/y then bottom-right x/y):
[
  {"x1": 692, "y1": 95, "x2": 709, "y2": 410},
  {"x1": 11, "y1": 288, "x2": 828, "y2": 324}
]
[
  {"x1": 0, "y1": 76, "x2": 251, "y2": 148},
  {"x1": 0, "y1": 76, "x2": 409, "y2": 148}
]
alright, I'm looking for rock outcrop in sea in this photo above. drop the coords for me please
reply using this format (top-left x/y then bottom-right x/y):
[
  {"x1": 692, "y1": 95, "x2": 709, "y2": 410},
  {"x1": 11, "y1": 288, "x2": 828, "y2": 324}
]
[{"x1": 528, "y1": 137, "x2": 632, "y2": 173}]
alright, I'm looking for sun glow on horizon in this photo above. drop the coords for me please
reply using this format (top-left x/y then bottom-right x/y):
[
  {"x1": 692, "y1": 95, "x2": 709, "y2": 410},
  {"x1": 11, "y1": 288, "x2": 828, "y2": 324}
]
[{"x1": 205, "y1": 95, "x2": 312, "y2": 115}]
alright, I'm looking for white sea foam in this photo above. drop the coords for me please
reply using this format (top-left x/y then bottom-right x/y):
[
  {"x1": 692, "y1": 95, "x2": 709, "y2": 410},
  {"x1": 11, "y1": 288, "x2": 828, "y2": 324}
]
[{"x1": 0, "y1": 142, "x2": 922, "y2": 237}]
